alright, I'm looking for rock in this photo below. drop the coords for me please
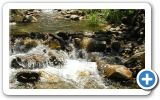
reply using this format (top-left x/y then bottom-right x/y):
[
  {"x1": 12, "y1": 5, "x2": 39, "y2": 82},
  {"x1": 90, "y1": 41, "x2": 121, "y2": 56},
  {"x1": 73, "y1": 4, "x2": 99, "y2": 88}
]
[
  {"x1": 70, "y1": 15, "x2": 79, "y2": 21},
  {"x1": 23, "y1": 39, "x2": 38, "y2": 51},
  {"x1": 23, "y1": 15, "x2": 37, "y2": 23},
  {"x1": 16, "y1": 71, "x2": 40, "y2": 83},
  {"x1": 94, "y1": 31, "x2": 112, "y2": 37},
  {"x1": 11, "y1": 32, "x2": 30, "y2": 39},
  {"x1": 70, "y1": 32, "x2": 84, "y2": 38},
  {"x1": 13, "y1": 38, "x2": 38, "y2": 53},
  {"x1": 49, "y1": 56, "x2": 63, "y2": 66},
  {"x1": 11, "y1": 57, "x2": 23, "y2": 69},
  {"x1": 124, "y1": 52, "x2": 145, "y2": 68},
  {"x1": 49, "y1": 34, "x2": 66, "y2": 50},
  {"x1": 79, "y1": 16, "x2": 84, "y2": 20},
  {"x1": 111, "y1": 41, "x2": 121, "y2": 53},
  {"x1": 103, "y1": 64, "x2": 132, "y2": 81},
  {"x1": 14, "y1": 15, "x2": 24, "y2": 22},
  {"x1": 48, "y1": 50, "x2": 67, "y2": 67},
  {"x1": 31, "y1": 16, "x2": 38, "y2": 22},
  {"x1": 121, "y1": 43, "x2": 134, "y2": 58},
  {"x1": 56, "y1": 31, "x2": 70, "y2": 40},
  {"x1": 78, "y1": 71, "x2": 91, "y2": 78},
  {"x1": 9, "y1": 22, "x2": 16, "y2": 25},
  {"x1": 47, "y1": 39, "x2": 61, "y2": 49},
  {"x1": 30, "y1": 32, "x2": 48, "y2": 40},
  {"x1": 80, "y1": 37, "x2": 92, "y2": 49},
  {"x1": 64, "y1": 14, "x2": 71, "y2": 18},
  {"x1": 87, "y1": 40, "x2": 106, "y2": 52},
  {"x1": 74, "y1": 38, "x2": 81, "y2": 47},
  {"x1": 11, "y1": 54, "x2": 47, "y2": 69},
  {"x1": 80, "y1": 37, "x2": 106, "y2": 52}
]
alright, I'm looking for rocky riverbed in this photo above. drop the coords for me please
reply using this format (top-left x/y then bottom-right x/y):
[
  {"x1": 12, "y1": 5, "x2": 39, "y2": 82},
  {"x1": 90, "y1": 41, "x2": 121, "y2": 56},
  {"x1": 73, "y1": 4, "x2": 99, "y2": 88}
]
[{"x1": 9, "y1": 9, "x2": 145, "y2": 89}]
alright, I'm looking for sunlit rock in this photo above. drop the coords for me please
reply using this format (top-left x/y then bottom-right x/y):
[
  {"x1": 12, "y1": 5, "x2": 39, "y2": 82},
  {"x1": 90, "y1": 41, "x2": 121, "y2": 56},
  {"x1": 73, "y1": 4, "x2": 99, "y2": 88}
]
[{"x1": 103, "y1": 64, "x2": 132, "y2": 81}]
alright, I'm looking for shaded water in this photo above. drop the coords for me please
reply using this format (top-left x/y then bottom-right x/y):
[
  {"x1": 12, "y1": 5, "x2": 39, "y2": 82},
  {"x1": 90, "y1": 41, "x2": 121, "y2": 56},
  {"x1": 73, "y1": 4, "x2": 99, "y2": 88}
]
[{"x1": 11, "y1": 10, "x2": 101, "y2": 33}]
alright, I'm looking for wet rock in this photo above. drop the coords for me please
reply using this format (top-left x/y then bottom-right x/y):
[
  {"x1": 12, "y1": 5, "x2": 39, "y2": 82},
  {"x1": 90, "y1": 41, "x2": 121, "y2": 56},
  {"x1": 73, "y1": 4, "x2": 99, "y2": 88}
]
[
  {"x1": 49, "y1": 56, "x2": 63, "y2": 66},
  {"x1": 70, "y1": 15, "x2": 79, "y2": 21},
  {"x1": 103, "y1": 64, "x2": 132, "y2": 81},
  {"x1": 13, "y1": 38, "x2": 38, "y2": 53},
  {"x1": 35, "y1": 71, "x2": 77, "y2": 89},
  {"x1": 48, "y1": 50, "x2": 67, "y2": 67},
  {"x1": 11, "y1": 54, "x2": 47, "y2": 69},
  {"x1": 49, "y1": 34, "x2": 66, "y2": 50},
  {"x1": 70, "y1": 32, "x2": 84, "y2": 38},
  {"x1": 47, "y1": 39, "x2": 61, "y2": 49},
  {"x1": 78, "y1": 71, "x2": 91, "y2": 78},
  {"x1": 11, "y1": 32, "x2": 30, "y2": 39},
  {"x1": 30, "y1": 32, "x2": 48, "y2": 40},
  {"x1": 74, "y1": 38, "x2": 81, "y2": 47},
  {"x1": 56, "y1": 31, "x2": 70, "y2": 40},
  {"x1": 11, "y1": 57, "x2": 23, "y2": 69},
  {"x1": 16, "y1": 71, "x2": 40, "y2": 83},
  {"x1": 23, "y1": 39, "x2": 38, "y2": 51}
]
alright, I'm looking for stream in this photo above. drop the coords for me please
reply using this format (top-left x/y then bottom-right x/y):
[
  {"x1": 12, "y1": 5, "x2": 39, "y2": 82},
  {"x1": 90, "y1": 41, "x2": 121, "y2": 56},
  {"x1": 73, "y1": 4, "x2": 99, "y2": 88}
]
[{"x1": 9, "y1": 9, "x2": 135, "y2": 89}]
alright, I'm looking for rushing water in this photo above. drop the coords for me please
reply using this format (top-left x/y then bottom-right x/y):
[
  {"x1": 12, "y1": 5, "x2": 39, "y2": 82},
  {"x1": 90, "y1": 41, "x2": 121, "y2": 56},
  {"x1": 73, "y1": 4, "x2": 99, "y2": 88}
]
[{"x1": 10, "y1": 44, "x2": 107, "y2": 89}]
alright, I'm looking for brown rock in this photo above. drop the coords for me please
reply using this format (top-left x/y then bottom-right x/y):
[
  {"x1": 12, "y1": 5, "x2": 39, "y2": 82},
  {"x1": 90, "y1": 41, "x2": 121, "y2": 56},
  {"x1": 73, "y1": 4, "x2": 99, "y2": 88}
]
[
  {"x1": 48, "y1": 39, "x2": 61, "y2": 49},
  {"x1": 103, "y1": 64, "x2": 132, "y2": 81}
]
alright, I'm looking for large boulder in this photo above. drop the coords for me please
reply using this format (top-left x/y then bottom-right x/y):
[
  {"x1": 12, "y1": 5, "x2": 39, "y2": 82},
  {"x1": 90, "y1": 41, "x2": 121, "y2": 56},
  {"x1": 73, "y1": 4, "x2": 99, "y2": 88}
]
[
  {"x1": 80, "y1": 37, "x2": 106, "y2": 52},
  {"x1": 103, "y1": 64, "x2": 132, "y2": 81},
  {"x1": 96, "y1": 60, "x2": 132, "y2": 81}
]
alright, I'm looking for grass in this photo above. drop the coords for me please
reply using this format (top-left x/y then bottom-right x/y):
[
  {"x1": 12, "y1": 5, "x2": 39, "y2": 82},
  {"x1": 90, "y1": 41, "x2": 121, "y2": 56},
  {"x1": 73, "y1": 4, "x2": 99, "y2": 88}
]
[
  {"x1": 82, "y1": 9, "x2": 137, "y2": 27},
  {"x1": 87, "y1": 13, "x2": 100, "y2": 27}
]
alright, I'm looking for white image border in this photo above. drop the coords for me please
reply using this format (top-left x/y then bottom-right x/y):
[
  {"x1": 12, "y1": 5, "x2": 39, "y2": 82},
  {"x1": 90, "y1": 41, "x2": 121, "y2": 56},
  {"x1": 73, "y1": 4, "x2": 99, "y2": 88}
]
[{"x1": 3, "y1": 3, "x2": 151, "y2": 95}]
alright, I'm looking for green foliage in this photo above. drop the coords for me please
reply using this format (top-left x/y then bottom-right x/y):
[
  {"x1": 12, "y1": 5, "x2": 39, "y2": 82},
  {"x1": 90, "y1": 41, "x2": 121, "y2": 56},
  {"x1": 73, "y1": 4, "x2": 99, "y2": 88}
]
[
  {"x1": 82, "y1": 9, "x2": 137, "y2": 26},
  {"x1": 103, "y1": 9, "x2": 135, "y2": 24},
  {"x1": 87, "y1": 13, "x2": 100, "y2": 27}
]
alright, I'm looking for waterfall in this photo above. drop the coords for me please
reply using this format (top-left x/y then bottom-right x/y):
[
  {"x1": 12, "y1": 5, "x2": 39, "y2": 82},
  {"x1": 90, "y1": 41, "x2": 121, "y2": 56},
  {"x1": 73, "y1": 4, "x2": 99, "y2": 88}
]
[{"x1": 10, "y1": 43, "x2": 107, "y2": 89}]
